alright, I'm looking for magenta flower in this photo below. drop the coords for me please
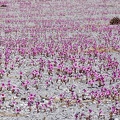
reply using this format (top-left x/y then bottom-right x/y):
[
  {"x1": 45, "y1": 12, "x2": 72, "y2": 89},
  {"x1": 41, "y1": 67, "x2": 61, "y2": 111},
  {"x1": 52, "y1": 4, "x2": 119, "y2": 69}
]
[
  {"x1": 0, "y1": 83, "x2": 6, "y2": 91},
  {"x1": 11, "y1": 86, "x2": 16, "y2": 93},
  {"x1": 32, "y1": 70, "x2": 39, "y2": 78},
  {"x1": 88, "y1": 80, "x2": 94, "y2": 87},
  {"x1": 22, "y1": 80, "x2": 30, "y2": 90},
  {"x1": 19, "y1": 71, "x2": 23, "y2": 79},
  {"x1": 89, "y1": 109, "x2": 92, "y2": 113},
  {"x1": 13, "y1": 107, "x2": 21, "y2": 116},
  {"x1": 28, "y1": 93, "x2": 36, "y2": 101},
  {"x1": 83, "y1": 89, "x2": 87, "y2": 93},
  {"x1": 36, "y1": 101, "x2": 40, "y2": 108},
  {"x1": 74, "y1": 112, "x2": 80, "y2": 120},
  {"x1": 0, "y1": 69, "x2": 5, "y2": 78},
  {"x1": 7, "y1": 81, "x2": 11, "y2": 90},
  {"x1": 10, "y1": 64, "x2": 14, "y2": 70},
  {"x1": 9, "y1": 101, "x2": 17, "y2": 108},
  {"x1": 16, "y1": 57, "x2": 20, "y2": 62},
  {"x1": 28, "y1": 100, "x2": 34, "y2": 107},
  {"x1": 35, "y1": 101, "x2": 40, "y2": 112},
  {"x1": 1, "y1": 93, "x2": 5, "y2": 101}
]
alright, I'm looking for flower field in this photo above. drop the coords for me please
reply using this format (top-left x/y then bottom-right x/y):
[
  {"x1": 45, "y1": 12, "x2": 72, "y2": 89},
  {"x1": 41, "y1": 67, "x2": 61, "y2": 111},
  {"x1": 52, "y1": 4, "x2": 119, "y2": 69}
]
[{"x1": 0, "y1": 0, "x2": 120, "y2": 120}]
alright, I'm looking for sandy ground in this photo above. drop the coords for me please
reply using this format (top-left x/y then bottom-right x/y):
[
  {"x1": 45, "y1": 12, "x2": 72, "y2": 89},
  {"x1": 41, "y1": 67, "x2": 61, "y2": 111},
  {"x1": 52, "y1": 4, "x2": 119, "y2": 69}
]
[{"x1": 0, "y1": 0, "x2": 120, "y2": 120}]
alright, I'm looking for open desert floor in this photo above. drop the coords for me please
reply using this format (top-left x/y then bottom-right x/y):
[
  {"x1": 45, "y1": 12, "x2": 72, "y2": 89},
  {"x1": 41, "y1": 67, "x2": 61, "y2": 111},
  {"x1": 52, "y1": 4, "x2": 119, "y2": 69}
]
[{"x1": 0, "y1": 0, "x2": 120, "y2": 120}]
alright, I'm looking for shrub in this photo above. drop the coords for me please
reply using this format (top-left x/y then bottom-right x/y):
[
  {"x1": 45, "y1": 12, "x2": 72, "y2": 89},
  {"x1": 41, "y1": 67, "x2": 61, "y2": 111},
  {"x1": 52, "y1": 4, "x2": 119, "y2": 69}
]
[
  {"x1": 110, "y1": 17, "x2": 120, "y2": 25},
  {"x1": 0, "y1": 5, "x2": 7, "y2": 7}
]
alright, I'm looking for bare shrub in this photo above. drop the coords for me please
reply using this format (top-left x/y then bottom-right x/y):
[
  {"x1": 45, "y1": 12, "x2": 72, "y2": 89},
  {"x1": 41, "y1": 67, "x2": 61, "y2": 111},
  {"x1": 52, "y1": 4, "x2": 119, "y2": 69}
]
[{"x1": 110, "y1": 17, "x2": 120, "y2": 25}]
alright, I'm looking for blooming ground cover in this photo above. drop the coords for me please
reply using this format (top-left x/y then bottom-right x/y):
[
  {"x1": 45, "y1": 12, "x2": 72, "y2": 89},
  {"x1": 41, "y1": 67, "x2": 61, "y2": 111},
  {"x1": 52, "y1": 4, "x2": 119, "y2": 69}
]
[{"x1": 0, "y1": 0, "x2": 120, "y2": 120}]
